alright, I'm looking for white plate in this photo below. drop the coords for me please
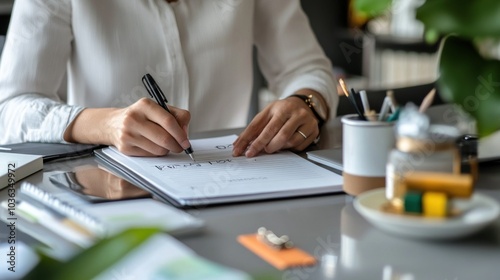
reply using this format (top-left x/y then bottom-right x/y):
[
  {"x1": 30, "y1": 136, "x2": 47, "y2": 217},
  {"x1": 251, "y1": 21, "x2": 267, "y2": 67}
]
[{"x1": 354, "y1": 189, "x2": 500, "y2": 240}]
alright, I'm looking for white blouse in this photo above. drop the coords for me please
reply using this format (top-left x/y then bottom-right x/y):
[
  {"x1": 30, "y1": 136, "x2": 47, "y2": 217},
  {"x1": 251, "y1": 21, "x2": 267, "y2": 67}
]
[{"x1": 0, "y1": 0, "x2": 337, "y2": 144}]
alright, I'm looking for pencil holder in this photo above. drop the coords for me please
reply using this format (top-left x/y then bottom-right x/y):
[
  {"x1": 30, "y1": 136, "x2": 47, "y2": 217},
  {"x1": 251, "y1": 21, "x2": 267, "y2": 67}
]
[{"x1": 342, "y1": 114, "x2": 396, "y2": 196}]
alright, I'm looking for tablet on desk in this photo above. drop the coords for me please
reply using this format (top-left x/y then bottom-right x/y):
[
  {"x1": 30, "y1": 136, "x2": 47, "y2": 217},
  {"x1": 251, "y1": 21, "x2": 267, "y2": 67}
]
[
  {"x1": 306, "y1": 148, "x2": 343, "y2": 174},
  {"x1": 305, "y1": 135, "x2": 500, "y2": 175},
  {"x1": 49, "y1": 169, "x2": 151, "y2": 203}
]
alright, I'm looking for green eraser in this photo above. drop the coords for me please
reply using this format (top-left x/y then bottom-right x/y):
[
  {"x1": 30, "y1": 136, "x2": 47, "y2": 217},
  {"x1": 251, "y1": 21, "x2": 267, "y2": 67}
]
[{"x1": 404, "y1": 191, "x2": 423, "y2": 213}]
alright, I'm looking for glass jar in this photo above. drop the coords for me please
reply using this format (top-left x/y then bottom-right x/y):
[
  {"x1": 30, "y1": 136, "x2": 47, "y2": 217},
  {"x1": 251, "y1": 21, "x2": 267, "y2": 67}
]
[{"x1": 386, "y1": 125, "x2": 462, "y2": 207}]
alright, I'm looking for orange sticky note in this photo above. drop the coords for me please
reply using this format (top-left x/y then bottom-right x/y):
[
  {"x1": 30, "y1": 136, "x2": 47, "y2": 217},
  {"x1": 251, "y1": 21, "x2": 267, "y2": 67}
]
[{"x1": 237, "y1": 234, "x2": 316, "y2": 270}]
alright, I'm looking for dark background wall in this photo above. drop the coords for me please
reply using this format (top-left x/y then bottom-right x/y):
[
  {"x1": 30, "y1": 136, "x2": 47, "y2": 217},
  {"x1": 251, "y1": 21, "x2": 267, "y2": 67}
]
[
  {"x1": 301, "y1": 0, "x2": 362, "y2": 75},
  {"x1": 0, "y1": 0, "x2": 358, "y2": 74}
]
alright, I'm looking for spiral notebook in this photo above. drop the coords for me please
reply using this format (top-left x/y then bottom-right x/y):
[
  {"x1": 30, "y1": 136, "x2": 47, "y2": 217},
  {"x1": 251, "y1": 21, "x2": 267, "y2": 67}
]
[{"x1": 0, "y1": 180, "x2": 205, "y2": 250}]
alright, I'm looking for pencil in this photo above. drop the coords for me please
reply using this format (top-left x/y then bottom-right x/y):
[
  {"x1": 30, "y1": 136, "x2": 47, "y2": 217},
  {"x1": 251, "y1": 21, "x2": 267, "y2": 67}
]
[
  {"x1": 338, "y1": 78, "x2": 366, "y2": 121},
  {"x1": 419, "y1": 88, "x2": 436, "y2": 113},
  {"x1": 386, "y1": 90, "x2": 397, "y2": 112},
  {"x1": 378, "y1": 96, "x2": 391, "y2": 121},
  {"x1": 359, "y1": 90, "x2": 370, "y2": 113}
]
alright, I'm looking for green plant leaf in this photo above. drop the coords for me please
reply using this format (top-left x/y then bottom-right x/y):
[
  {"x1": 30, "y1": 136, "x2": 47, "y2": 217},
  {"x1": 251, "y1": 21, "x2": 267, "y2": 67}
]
[
  {"x1": 438, "y1": 36, "x2": 500, "y2": 137},
  {"x1": 23, "y1": 228, "x2": 160, "y2": 280},
  {"x1": 354, "y1": 0, "x2": 392, "y2": 17},
  {"x1": 417, "y1": 0, "x2": 500, "y2": 39}
]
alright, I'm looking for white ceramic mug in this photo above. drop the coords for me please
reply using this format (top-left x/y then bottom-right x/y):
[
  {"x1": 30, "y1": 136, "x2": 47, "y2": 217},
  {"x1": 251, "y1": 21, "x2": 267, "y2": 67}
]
[{"x1": 342, "y1": 114, "x2": 395, "y2": 196}]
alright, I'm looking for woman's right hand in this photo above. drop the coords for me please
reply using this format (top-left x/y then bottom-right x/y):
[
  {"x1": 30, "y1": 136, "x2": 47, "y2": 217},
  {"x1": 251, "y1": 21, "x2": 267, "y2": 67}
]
[{"x1": 64, "y1": 98, "x2": 191, "y2": 157}]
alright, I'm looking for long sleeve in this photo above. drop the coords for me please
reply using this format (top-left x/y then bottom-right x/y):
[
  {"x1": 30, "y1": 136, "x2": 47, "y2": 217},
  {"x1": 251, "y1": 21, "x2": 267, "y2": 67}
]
[
  {"x1": 0, "y1": 94, "x2": 84, "y2": 143},
  {"x1": 0, "y1": 0, "x2": 83, "y2": 144},
  {"x1": 253, "y1": 0, "x2": 338, "y2": 118},
  {"x1": 1, "y1": 0, "x2": 338, "y2": 144}
]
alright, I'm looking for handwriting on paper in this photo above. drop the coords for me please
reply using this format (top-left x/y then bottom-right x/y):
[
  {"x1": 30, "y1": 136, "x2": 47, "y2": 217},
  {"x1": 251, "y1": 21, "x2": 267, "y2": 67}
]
[{"x1": 155, "y1": 159, "x2": 233, "y2": 170}]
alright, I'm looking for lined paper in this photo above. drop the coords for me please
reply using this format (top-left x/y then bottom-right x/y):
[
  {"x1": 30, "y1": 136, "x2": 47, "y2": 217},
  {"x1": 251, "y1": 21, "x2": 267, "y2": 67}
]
[{"x1": 101, "y1": 135, "x2": 343, "y2": 205}]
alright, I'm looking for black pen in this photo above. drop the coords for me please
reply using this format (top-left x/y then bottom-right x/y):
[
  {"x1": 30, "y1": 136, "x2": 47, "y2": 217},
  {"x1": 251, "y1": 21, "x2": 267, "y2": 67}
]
[
  {"x1": 338, "y1": 78, "x2": 366, "y2": 121},
  {"x1": 142, "y1": 73, "x2": 196, "y2": 161}
]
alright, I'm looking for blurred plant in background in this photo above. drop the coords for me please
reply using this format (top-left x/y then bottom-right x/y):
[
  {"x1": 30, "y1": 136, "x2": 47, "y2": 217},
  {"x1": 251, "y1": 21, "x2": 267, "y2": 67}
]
[{"x1": 355, "y1": 0, "x2": 500, "y2": 137}]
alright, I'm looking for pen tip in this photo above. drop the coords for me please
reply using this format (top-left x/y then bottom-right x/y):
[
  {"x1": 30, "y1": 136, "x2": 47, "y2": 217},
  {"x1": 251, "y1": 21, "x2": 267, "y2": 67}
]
[{"x1": 189, "y1": 153, "x2": 196, "y2": 162}]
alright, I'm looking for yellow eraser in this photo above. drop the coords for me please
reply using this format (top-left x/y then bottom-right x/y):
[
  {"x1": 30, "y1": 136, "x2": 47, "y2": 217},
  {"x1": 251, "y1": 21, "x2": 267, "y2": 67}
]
[{"x1": 423, "y1": 192, "x2": 448, "y2": 217}]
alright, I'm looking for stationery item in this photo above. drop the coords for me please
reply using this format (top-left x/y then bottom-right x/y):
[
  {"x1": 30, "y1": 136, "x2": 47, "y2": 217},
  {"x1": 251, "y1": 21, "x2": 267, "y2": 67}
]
[
  {"x1": 419, "y1": 88, "x2": 436, "y2": 113},
  {"x1": 338, "y1": 78, "x2": 366, "y2": 121},
  {"x1": 386, "y1": 107, "x2": 401, "y2": 122},
  {"x1": 18, "y1": 188, "x2": 96, "y2": 238},
  {"x1": 2, "y1": 200, "x2": 94, "y2": 247},
  {"x1": 83, "y1": 199, "x2": 205, "y2": 236},
  {"x1": 0, "y1": 153, "x2": 43, "y2": 189},
  {"x1": 400, "y1": 190, "x2": 451, "y2": 217},
  {"x1": 95, "y1": 233, "x2": 251, "y2": 280},
  {"x1": 342, "y1": 114, "x2": 395, "y2": 196},
  {"x1": 378, "y1": 96, "x2": 391, "y2": 121},
  {"x1": 403, "y1": 172, "x2": 473, "y2": 198},
  {"x1": 19, "y1": 182, "x2": 104, "y2": 236},
  {"x1": 142, "y1": 73, "x2": 195, "y2": 161},
  {"x1": 17, "y1": 181, "x2": 204, "y2": 239},
  {"x1": 359, "y1": 90, "x2": 370, "y2": 113},
  {"x1": 386, "y1": 90, "x2": 397, "y2": 112},
  {"x1": 237, "y1": 233, "x2": 316, "y2": 270},
  {"x1": 422, "y1": 192, "x2": 448, "y2": 217},
  {"x1": 0, "y1": 143, "x2": 102, "y2": 162},
  {"x1": 306, "y1": 148, "x2": 343, "y2": 174},
  {"x1": 404, "y1": 191, "x2": 422, "y2": 214},
  {"x1": 0, "y1": 201, "x2": 84, "y2": 261},
  {"x1": 350, "y1": 88, "x2": 365, "y2": 115},
  {"x1": 95, "y1": 135, "x2": 343, "y2": 207}
]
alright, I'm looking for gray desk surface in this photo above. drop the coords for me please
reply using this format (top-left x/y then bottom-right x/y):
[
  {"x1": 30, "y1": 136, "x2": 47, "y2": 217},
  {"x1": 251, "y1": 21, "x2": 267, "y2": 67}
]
[{"x1": 2, "y1": 105, "x2": 500, "y2": 279}]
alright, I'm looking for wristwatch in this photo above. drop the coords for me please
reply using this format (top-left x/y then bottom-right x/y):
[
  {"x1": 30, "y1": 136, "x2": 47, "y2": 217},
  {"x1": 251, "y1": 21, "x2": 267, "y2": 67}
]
[{"x1": 289, "y1": 94, "x2": 329, "y2": 128}]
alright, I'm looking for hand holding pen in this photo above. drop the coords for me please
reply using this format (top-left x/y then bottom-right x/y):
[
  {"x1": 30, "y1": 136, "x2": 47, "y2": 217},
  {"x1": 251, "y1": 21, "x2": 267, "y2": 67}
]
[
  {"x1": 62, "y1": 75, "x2": 192, "y2": 157},
  {"x1": 142, "y1": 74, "x2": 195, "y2": 161}
]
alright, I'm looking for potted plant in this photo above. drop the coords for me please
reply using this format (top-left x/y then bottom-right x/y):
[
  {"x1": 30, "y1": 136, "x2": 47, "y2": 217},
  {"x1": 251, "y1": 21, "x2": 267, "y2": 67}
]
[{"x1": 355, "y1": 0, "x2": 500, "y2": 138}]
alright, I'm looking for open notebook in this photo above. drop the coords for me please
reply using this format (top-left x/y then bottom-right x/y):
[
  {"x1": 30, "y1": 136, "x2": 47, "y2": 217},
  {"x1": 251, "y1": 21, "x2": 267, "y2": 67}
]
[{"x1": 95, "y1": 135, "x2": 344, "y2": 207}]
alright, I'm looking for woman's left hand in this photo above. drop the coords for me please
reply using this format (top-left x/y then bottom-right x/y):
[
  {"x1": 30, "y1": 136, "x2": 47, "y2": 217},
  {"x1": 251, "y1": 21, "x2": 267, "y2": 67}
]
[{"x1": 232, "y1": 96, "x2": 319, "y2": 157}]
